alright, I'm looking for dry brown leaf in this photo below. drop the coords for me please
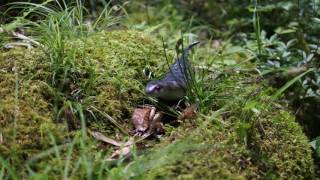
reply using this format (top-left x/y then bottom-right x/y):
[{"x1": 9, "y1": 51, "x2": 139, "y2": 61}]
[
  {"x1": 132, "y1": 108, "x2": 152, "y2": 132},
  {"x1": 88, "y1": 130, "x2": 121, "y2": 146},
  {"x1": 89, "y1": 104, "x2": 165, "y2": 161},
  {"x1": 88, "y1": 130, "x2": 135, "y2": 161},
  {"x1": 148, "y1": 112, "x2": 164, "y2": 134},
  {"x1": 179, "y1": 104, "x2": 198, "y2": 120},
  {"x1": 131, "y1": 105, "x2": 164, "y2": 136},
  {"x1": 0, "y1": 132, "x2": 3, "y2": 144},
  {"x1": 107, "y1": 137, "x2": 135, "y2": 161}
]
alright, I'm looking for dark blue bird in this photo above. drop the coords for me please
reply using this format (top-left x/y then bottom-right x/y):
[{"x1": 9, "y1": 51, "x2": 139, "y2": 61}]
[{"x1": 145, "y1": 41, "x2": 200, "y2": 101}]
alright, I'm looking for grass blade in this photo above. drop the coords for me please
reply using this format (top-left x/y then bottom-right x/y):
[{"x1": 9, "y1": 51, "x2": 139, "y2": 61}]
[{"x1": 272, "y1": 68, "x2": 314, "y2": 99}]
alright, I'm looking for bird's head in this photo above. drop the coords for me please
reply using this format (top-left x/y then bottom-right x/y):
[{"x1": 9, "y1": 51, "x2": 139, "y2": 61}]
[
  {"x1": 145, "y1": 80, "x2": 166, "y2": 97},
  {"x1": 145, "y1": 80, "x2": 186, "y2": 101}
]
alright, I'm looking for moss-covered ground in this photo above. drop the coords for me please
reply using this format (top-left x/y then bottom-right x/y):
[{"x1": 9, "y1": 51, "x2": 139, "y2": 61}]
[{"x1": 0, "y1": 30, "x2": 315, "y2": 179}]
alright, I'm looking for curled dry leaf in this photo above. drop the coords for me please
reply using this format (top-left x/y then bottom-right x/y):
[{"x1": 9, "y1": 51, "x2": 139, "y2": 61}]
[
  {"x1": 148, "y1": 112, "x2": 164, "y2": 134},
  {"x1": 88, "y1": 130, "x2": 134, "y2": 161},
  {"x1": 107, "y1": 137, "x2": 134, "y2": 161},
  {"x1": 179, "y1": 103, "x2": 198, "y2": 120},
  {"x1": 131, "y1": 105, "x2": 163, "y2": 136},
  {"x1": 89, "y1": 105, "x2": 165, "y2": 161},
  {"x1": 132, "y1": 107, "x2": 152, "y2": 132},
  {"x1": 88, "y1": 130, "x2": 121, "y2": 146}
]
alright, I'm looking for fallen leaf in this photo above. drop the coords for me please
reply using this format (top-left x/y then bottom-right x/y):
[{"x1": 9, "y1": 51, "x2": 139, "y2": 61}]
[
  {"x1": 88, "y1": 130, "x2": 135, "y2": 161},
  {"x1": 88, "y1": 130, "x2": 121, "y2": 146},
  {"x1": 0, "y1": 132, "x2": 3, "y2": 144},
  {"x1": 148, "y1": 112, "x2": 164, "y2": 134},
  {"x1": 107, "y1": 137, "x2": 134, "y2": 161},
  {"x1": 132, "y1": 108, "x2": 152, "y2": 132},
  {"x1": 179, "y1": 103, "x2": 198, "y2": 120}
]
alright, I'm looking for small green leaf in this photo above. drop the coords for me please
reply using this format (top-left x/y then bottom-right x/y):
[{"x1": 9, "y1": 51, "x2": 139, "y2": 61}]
[
  {"x1": 313, "y1": 18, "x2": 320, "y2": 23},
  {"x1": 275, "y1": 27, "x2": 296, "y2": 34},
  {"x1": 310, "y1": 137, "x2": 320, "y2": 157}
]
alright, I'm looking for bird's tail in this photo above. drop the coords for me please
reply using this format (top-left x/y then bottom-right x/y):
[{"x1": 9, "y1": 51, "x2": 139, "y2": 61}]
[
  {"x1": 175, "y1": 41, "x2": 200, "y2": 87},
  {"x1": 186, "y1": 41, "x2": 200, "y2": 51},
  {"x1": 182, "y1": 41, "x2": 200, "y2": 60}
]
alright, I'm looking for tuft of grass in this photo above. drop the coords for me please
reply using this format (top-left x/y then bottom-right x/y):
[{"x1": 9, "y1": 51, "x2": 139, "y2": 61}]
[
  {"x1": 0, "y1": 7, "x2": 176, "y2": 177},
  {"x1": 252, "y1": 0, "x2": 262, "y2": 55}
]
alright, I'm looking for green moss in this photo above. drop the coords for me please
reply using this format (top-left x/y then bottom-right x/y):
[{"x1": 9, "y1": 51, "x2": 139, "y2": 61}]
[
  {"x1": 0, "y1": 49, "x2": 66, "y2": 157},
  {"x1": 250, "y1": 110, "x2": 314, "y2": 179},
  {"x1": 0, "y1": 30, "x2": 172, "y2": 176},
  {"x1": 66, "y1": 30, "x2": 173, "y2": 131},
  {"x1": 135, "y1": 73, "x2": 314, "y2": 179},
  {"x1": 142, "y1": 122, "x2": 255, "y2": 179},
  {"x1": 0, "y1": 30, "x2": 314, "y2": 179}
]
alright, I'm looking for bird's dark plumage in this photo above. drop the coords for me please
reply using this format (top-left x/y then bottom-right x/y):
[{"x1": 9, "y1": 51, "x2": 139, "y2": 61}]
[{"x1": 145, "y1": 41, "x2": 200, "y2": 101}]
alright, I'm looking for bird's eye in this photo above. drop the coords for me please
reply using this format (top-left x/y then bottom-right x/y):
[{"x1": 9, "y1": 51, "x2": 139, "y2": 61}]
[{"x1": 155, "y1": 85, "x2": 161, "y2": 90}]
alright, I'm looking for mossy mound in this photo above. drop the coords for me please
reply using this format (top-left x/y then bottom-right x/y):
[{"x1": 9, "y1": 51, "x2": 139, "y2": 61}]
[
  {"x1": 94, "y1": 40, "x2": 314, "y2": 179},
  {"x1": 0, "y1": 30, "x2": 314, "y2": 179},
  {"x1": 0, "y1": 48, "x2": 66, "y2": 157},
  {"x1": 250, "y1": 110, "x2": 313, "y2": 179},
  {"x1": 67, "y1": 31, "x2": 170, "y2": 122},
  {"x1": 124, "y1": 71, "x2": 314, "y2": 179},
  {"x1": 0, "y1": 30, "x2": 170, "y2": 157}
]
